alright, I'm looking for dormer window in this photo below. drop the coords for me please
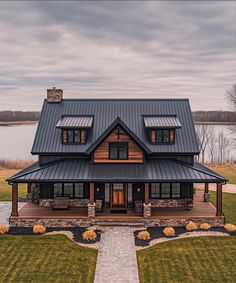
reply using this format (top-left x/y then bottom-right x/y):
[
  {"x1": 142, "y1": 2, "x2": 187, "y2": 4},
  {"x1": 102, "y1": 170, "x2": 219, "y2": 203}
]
[
  {"x1": 150, "y1": 129, "x2": 175, "y2": 144},
  {"x1": 62, "y1": 129, "x2": 87, "y2": 144},
  {"x1": 144, "y1": 115, "x2": 181, "y2": 145},
  {"x1": 56, "y1": 115, "x2": 93, "y2": 145}
]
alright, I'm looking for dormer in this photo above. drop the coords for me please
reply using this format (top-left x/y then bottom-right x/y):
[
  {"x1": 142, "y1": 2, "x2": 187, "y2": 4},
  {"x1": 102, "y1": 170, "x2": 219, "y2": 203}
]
[
  {"x1": 144, "y1": 115, "x2": 181, "y2": 144},
  {"x1": 56, "y1": 116, "x2": 93, "y2": 145}
]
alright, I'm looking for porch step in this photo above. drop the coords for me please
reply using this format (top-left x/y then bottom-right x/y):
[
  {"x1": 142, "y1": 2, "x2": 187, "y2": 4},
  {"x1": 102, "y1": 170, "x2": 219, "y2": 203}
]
[{"x1": 95, "y1": 219, "x2": 146, "y2": 227}]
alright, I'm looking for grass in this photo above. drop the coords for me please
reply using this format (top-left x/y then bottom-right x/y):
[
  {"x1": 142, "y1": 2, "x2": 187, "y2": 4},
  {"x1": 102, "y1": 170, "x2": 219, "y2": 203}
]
[
  {"x1": 0, "y1": 169, "x2": 27, "y2": 201},
  {"x1": 211, "y1": 191, "x2": 236, "y2": 225},
  {"x1": 0, "y1": 234, "x2": 97, "y2": 283},
  {"x1": 137, "y1": 237, "x2": 236, "y2": 283},
  {"x1": 207, "y1": 164, "x2": 236, "y2": 184}
]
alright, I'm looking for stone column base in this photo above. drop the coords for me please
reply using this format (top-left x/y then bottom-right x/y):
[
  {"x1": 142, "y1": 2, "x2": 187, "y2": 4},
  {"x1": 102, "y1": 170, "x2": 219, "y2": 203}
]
[
  {"x1": 204, "y1": 193, "x2": 210, "y2": 202},
  {"x1": 88, "y1": 203, "x2": 96, "y2": 217},
  {"x1": 143, "y1": 203, "x2": 151, "y2": 218}
]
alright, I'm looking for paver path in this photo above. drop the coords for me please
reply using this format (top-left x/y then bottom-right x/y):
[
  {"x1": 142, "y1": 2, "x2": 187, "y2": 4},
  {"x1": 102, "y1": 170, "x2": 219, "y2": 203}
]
[
  {"x1": 0, "y1": 201, "x2": 25, "y2": 224},
  {"x1": 94, "y1": 227, "x2": 139, "y2": 283}
]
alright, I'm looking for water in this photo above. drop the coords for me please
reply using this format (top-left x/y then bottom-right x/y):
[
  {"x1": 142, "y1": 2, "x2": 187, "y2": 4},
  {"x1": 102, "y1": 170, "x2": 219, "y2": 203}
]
[
  {"x1": 0, "y1": 123, "x2": 235, "y2": 162},
  {"x1": 0, "y1": 124, "x2": 38, "y2": 159}
]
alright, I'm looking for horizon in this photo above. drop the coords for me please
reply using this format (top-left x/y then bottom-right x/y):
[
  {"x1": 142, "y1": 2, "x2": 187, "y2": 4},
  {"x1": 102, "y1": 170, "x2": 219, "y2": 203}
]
[{"x1": 0, "y1": 1, "x2": 235, "y2": 111}]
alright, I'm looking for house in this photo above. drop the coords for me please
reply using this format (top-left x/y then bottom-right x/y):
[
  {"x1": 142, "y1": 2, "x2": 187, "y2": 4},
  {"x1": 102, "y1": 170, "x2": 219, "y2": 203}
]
[{"x1": 7, "y1": 88, "x2": 227, "y2": 227}]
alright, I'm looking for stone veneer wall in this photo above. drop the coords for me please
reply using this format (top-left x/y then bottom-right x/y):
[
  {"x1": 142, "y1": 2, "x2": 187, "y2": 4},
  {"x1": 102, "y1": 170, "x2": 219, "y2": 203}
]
[
  {"x1": 39, "y1": 198, "x2": 89, "y2": 208},
  {"x1": 150, "y1": 198, "x2": 193, "y2": 208}
]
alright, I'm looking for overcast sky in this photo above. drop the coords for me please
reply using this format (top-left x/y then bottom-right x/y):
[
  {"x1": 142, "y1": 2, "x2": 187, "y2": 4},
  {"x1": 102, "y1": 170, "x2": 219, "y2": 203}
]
[{"x1": 0, "y1": 1, "x2": 235, "y2": 111}]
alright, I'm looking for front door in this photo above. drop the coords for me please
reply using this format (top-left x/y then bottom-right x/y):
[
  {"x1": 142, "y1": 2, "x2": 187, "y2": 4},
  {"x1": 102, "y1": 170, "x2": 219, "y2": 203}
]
[
  {"x1": 94, "y1": 183, "x2": 105, "y2": 207},
  {"x1": 111, "y1": 183, "x2": 126, "y2": 208}
]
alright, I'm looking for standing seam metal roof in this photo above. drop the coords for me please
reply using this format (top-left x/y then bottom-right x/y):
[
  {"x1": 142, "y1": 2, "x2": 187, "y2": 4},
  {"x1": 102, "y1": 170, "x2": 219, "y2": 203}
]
[
  {"x1": 56, "y1": 116, "x2": 93, "y2": 128},
  {"x1": 143, "y1": 116, "x2": 182, "y2": 128},
  {"x1": 31, "y1": 99, "x2": 199, "y2": 154}
]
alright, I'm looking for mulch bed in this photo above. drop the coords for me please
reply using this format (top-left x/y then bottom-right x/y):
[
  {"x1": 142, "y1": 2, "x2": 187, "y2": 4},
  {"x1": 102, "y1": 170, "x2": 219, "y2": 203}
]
[
  {"x1": 134, "y1": 226, "x2": 235, "y2": 247},
  {"x1": 7, "y1": 227, "x2": 101, "y2": 244}
]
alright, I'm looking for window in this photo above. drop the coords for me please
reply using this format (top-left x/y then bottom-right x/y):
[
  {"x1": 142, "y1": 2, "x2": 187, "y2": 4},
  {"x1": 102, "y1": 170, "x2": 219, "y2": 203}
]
[
  {"x1": 109, "y1": 142, "x2": 128, "y2": 160},
  {"x1": 53, "y1": 183, "x2": 62, "y2": 197},
  {"x1": 150, "y1": 129, "x2": 175, "y2": 144},
  {"x1": 53, "y1": 183, "x2": 84, "y2": 198},
  {"x1": 64, "y1": 183, "x2": 73, "y2": 198},
  {"x1": 161, "y1": 183, "x2": 171, "y2": 198},
  {"x1": 150, "y1": 183, "x2": 181, "y2": 199},
  {"x1": 74, "y1": 183, "x2": 84, "y2": 198},
  {"x1": 172, "y1": 183, "x2": 181, "y2": 198},
  {"x1": 62, "y1": 129, "x2": 87, "y2": 144},
  {"x1": 150, "y1": 183, "x2": 160, "y2": 198}
]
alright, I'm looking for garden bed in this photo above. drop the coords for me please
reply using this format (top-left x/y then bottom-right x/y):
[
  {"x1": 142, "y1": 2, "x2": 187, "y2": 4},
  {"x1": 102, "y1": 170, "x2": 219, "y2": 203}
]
[
  {"x1": 134, "y1": 226, "x2": 236, "y2": 247},
  {"x1": 7, "y1": 226, "x2": 101, "y2": 244}
]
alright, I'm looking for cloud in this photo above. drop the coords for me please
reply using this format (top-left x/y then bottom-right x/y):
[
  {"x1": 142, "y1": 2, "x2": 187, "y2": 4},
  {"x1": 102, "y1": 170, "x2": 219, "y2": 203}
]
[{"x1": 0, "y1": 1, "x2": 235, "y2": 110}]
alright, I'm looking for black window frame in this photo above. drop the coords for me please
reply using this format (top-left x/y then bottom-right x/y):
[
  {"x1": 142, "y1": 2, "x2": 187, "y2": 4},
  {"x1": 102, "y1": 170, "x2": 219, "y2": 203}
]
[
  {"x1": 150, "y1": 129, "x2": 175, "y2": 144},
  {"x1": 53, "y1": 183, "x2": 85, "y2": 199},
  {"x1": 62, "y1": 128, "x2": 87, "y2": 144},
  {"x1": 109, "y1": 142, "x2": 128, "y2": 160},
  {"x1": 150, "y1": 183, "x2": 181, "y2": 199}
]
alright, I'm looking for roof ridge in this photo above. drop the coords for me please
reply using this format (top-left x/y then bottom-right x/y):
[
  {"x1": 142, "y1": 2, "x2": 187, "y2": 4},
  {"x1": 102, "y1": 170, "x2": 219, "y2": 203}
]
[{"x1": 44, "y1": 98, "x2": 189, "y2": 102}]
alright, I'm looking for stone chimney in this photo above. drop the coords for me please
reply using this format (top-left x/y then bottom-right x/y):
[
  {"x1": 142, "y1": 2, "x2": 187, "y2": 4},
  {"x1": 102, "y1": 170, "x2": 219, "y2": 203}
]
[{"x1": 47, "y1": 87, "x2": 63, "y2": 103}]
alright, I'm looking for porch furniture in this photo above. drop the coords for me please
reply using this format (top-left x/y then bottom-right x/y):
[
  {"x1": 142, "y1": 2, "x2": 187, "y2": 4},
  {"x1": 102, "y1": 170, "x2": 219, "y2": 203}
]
[
  {"x1": 135, "y1": 200, "x2": 143, "y2": 213},
  {"x1": 95, "y1": 200, "x2": 103, "y2": 213},
  {"x1": 51, "y1": 197, "x2": 69, "y2": 210}
]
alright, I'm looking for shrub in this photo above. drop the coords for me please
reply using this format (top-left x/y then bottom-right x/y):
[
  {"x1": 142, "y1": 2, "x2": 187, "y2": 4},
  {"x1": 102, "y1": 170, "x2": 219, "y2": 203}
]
[
  {"x1": 186, "y1": 221, "x2": 198, "y2": 231},
  {"x1": 82, "y1": 230, "x2": 97, "y2": 241},
  {"x1": 224, "y1": 224, "x2": 236, "y2": 232},
  {"x1": 0, "y1": 225, "x2": 9, "y2": 234},
  {"x1": 200, "y1": 223, "x2": 211, "y2": 230},
  {"x1": 137, "y1": 230, "x2": 150, "y2": 240},
  {"x1": 163, "y1": 227, "x2": 175, "y2": 237},
  {"x1": 33, "y1": 225, "x2": 46, "y2": 234}
]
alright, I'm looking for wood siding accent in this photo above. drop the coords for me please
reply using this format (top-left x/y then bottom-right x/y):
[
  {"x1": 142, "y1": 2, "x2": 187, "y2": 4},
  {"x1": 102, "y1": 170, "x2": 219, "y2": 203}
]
[
  {"x1": 151, "y1": 130, "x2": 156, "y2": 143},
  {"x1": 62, "y1": 129, "x2": 68, "y2": 143},
  {"x1": 93, "y1": 126, "x2": 143, "y2": 163}
]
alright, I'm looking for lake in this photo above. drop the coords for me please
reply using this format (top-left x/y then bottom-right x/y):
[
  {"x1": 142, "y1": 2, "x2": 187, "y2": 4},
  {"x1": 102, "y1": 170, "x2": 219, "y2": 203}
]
[{"x1": 0, "y1": 123, "x2": 235, "y2": 162}]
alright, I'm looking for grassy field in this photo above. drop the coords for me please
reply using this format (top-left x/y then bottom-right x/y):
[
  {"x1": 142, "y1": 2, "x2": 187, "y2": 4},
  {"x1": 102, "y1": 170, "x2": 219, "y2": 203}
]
[
  {"x1": 0, "y1": 169, "x2": 27, "y2": 201},
  {"x1": 0, "y1": 235, "x2": 97, "y2": 283},
  {"x1": 211, "y1": 191, "x2": 236, "y2": 225},
  {"x1": 137, "y1": 237, "x2": 236, "y2": 283},
  {"x1": 207, "y1": 164, "x2": 236, "y2": 184}
]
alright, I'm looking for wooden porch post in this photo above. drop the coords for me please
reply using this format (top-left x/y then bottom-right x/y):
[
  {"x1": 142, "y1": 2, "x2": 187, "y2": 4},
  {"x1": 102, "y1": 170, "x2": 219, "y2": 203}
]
[
  {"x1": 145, "y1": 183, "x2": 149, "y2": 205},
  {"x1": 90, "y1": 183, "x2": 95, "y2": 204},
  {"x1": 216, "y1": 183, "x2": 223, "y2": 216},
  {"x1": 27, "y1": 183, "x2": 31, "y2": 194},
  {"x1": 11, "y1": 183, "x2": 18, "y2": 217},
  {"x1": 204, "y1": 183, "x2": 209, "y2": 194}
]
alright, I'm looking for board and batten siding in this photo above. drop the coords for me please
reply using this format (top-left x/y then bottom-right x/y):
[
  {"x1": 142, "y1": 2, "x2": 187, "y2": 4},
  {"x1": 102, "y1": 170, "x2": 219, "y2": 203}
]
[{"x1": 93, "y1": 126, "x2": 144, "y2": 163}]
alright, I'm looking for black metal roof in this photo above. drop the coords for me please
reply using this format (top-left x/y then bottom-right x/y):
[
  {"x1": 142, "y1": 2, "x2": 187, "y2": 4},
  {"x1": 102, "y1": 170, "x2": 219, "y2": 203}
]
[
  {"x1": 143, "y1": 116, "x2": 182, "y2": 128},
  {"x1": 7, "y1": 159, "x2": 226, "y2": 183},
  {"x1": 31, "y1": 99, "x2": 199, "y2": 154},
  {"x1": 56, "y1": 116, "x2": 94, "y2": 128}
]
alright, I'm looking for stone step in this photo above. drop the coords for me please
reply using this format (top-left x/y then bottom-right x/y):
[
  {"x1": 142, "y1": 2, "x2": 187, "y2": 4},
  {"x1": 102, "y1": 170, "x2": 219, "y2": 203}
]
[
  {"x1": 96, "y1": 222, "x2": 145, "y2": 227},
  {"x1": 95, "y1": 219, "x2": 146, "y2": 227}
]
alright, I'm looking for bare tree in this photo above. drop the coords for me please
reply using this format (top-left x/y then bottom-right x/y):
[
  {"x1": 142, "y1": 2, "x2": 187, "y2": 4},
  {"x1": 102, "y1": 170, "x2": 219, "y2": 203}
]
[
  {"x1": 195, "y1": 124, "x2": 214, "y2": 164},
  {"x1": 208, "y1": 134, "x2": 216, "y2": 164},
  {"x1": 226, "y1": 84, "x2": 236, "y2": 111},
  {"x1": 217, "y1": 131, "x2": 230, "y2": 164}
]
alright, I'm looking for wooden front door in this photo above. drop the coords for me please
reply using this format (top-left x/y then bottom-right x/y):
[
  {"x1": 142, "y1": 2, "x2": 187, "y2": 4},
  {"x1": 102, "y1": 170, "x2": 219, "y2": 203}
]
[
  {"x1": 111, "y1": 183, "x2": 126, "y2": 208},
  {"x1": 94, "y1": 183, "x2": 105, "y2": 207}
]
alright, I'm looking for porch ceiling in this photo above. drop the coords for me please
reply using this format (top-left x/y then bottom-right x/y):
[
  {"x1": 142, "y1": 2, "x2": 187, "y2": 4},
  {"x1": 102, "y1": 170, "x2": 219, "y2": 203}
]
[{"x1": 7, "y1": 159, "x2": 227, "y2": 183}]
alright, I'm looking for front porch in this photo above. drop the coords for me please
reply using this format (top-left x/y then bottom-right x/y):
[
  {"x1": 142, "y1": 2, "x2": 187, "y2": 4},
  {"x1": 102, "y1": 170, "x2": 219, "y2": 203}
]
[{"x1": 10, "y1": 190, "x2": 224, "y2": 227}]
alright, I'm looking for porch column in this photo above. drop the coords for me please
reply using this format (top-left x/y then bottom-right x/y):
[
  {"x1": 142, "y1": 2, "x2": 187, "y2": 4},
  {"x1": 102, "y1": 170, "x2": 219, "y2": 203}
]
[
  {"x1": 27, "y1": 183, "x2": 31, "y2": 194},
  {"x1": 88, "y1": 183, "x2": 95, "y2": 217},
  {"x1": 145, "y1": 183, "x2": 149, "y2": 205},
  {"x1": 216, "y1": 183, "x2": 223, "y2": 216},
  {"x1": 143, "y1": 183, "x2": 151, "y2": 218},
  {"x1": 204, "y1": 183, "x2": 210, "y2": 202},
  {"x1": 11, "y1": 183, "x2": 18, "y2": 217}
]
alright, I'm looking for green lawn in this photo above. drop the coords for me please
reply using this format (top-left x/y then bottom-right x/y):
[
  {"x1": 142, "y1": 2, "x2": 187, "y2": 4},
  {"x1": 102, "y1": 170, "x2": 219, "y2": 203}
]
[
  {"x1": 0, "y1": 169, "x2": 27, "y2": 201},
  {"x1": 211, "y1": 191, "x2": 236, "y2": 225},
  {"x1": 0, "y1": 235, "x2": 97, "y2": 283},
  {"x1": 137, "y1": 237, "x2": 236, "y2": 283},
  {"x1": 208, "y1": 164, "x2": 236, "y2": 184}
]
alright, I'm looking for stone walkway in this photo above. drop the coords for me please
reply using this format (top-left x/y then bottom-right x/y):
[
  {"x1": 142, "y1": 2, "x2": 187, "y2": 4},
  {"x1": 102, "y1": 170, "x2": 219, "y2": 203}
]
[
  {"x1": 94, "y1": 227, "x2": 139, "y2": 283},
  {"x1": 0, "y1": 201, "x2": 25, "y2": 224}
]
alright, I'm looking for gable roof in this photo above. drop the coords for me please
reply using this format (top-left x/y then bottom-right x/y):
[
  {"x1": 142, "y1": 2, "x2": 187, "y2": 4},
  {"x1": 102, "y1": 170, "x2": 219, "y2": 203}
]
[{"x1": 31, "y1": 99, "x2": 199, "y2": 154}]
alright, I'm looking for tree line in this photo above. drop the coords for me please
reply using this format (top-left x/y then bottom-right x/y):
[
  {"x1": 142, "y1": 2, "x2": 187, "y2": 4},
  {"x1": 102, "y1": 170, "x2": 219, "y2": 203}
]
[{"x1": 0, "y1": 111, "x2": 40, "y2": 122}]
